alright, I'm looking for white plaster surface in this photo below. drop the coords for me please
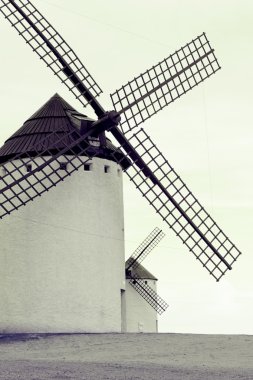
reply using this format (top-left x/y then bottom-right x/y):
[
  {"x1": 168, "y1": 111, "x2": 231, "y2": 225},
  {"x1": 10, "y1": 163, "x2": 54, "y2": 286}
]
[
  {"x1": 0, "y1": 156, "x2": 125, "y2": 333},
  {"x1": 125, "y1": 279, "x2": 158, "y2": 333}
]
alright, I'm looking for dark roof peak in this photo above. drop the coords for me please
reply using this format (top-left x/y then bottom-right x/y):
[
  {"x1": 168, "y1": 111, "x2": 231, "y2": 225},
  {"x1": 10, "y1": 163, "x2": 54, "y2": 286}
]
[{"x1": 26, "y1": 93, "x2": 86, "y2": 122}]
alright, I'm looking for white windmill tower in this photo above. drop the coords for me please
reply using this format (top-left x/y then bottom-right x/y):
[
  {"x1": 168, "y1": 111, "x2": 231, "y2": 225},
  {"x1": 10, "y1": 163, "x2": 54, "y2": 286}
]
[
  {"x1": 0, "y1": 0, "x2": 241, "y2": 334},
  {"x1": 0, "y1": 93, "x2": 128, "y2": 333}
]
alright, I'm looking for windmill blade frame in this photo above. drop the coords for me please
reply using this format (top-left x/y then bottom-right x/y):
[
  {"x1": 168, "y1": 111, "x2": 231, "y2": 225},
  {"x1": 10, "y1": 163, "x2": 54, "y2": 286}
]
[
  {"x1": 0, "y1": 0, "x2": 104, "y2": 114},
  {"x1": 128, "y1": 277, "x2": 168, "y2": 315},
  {"x1": 111, "y1": 126, "x2": 241, "y2": 282},
  {"x1": 126, "y1": 227, "x2": 168, "y2": 314},
  {"x1": 111, "y1": 33, "x2": 220, "y2": 134},
  {"x1": 126, "y1": 227, "x2": 165, "y2": 271}
]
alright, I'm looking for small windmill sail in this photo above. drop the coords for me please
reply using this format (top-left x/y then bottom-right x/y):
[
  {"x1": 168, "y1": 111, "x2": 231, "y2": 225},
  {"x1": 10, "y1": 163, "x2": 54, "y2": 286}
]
[{"x1": 126, "y1": 228, "x2": 168, "y2": 315}]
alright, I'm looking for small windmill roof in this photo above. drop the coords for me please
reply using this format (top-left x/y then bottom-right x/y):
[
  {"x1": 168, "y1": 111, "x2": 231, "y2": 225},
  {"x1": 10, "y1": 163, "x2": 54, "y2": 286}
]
[
  {"x1": 0, "y1": 94, "x2": 129, "y2": 168},
  {"x1": 125, "y1": 259, "x2": 157, "y2": 280}
]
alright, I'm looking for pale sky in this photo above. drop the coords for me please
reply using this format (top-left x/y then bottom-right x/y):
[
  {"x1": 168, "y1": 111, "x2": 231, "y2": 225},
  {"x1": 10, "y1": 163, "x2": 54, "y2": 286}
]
[{"x1": 0, "y1": 0, "x2": 252, "y2": 334}]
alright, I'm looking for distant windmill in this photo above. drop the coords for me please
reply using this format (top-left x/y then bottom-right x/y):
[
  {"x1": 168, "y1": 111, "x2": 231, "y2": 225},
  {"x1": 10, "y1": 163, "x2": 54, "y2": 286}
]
[
  {"x1": 124, "y1": 227, "x2": 167, "y2": 332},
  {"x1": 0, "y1": 0, "x2": 241, "y2": 333}
]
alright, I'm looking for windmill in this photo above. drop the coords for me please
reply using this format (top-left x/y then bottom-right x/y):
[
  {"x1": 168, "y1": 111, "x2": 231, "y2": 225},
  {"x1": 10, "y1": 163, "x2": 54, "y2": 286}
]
[
  {"x1": 0, "y1": 0, "x2": 241, "y2": 333},
  {"x1": 125, "y1": 227, "x2": 168, "y2": 332}
]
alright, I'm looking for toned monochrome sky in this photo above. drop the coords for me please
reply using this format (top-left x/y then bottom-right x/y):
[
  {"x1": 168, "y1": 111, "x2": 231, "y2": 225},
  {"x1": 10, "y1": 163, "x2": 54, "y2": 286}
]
[{"x1": 0, "y1": 0, "x2": 252, "y2": 334}]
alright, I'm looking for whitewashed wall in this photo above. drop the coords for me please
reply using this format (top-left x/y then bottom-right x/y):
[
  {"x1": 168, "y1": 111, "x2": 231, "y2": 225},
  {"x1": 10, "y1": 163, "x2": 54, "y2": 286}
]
[
  {"x1": 0, "y1": 156, "x2": 125, "y2": 333},
  {"x1": 125, "y1": 279, "x2": 158, "y2": 333}
]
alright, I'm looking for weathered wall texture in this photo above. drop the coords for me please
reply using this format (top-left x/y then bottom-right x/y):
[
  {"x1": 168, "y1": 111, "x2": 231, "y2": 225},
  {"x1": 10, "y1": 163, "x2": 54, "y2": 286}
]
[{"x1": 0, "y1": 156, "x2": 125, "y2": 333}]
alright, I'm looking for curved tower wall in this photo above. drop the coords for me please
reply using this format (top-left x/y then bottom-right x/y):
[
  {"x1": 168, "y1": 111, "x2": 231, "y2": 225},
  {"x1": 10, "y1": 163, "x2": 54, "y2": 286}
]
[
  {"x1": 125, "y1": 279, "x2": 158, "y2": 333},
  {"x1": 0, "y1": 156, "x2": 125, "y2": 333}
]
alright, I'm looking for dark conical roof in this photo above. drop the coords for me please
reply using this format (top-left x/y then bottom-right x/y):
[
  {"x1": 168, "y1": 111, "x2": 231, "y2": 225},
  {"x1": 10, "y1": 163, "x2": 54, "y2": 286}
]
[
  {"x1": 0, "y1": 94, "x2": 88, "y2": 162},
  {"x1": 0, "y1": 94, "x2": 130, "y2": 168}
]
